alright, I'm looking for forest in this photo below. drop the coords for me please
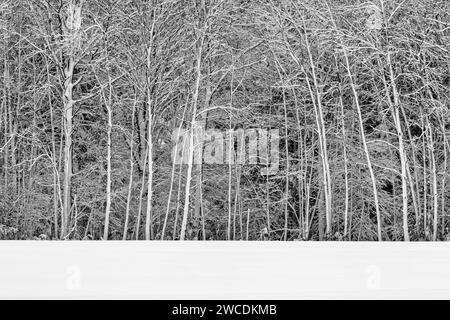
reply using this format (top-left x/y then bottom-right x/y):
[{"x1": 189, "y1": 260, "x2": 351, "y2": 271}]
[{"x1": 0, "y1": 0, "x2": 448, "y2": 241}]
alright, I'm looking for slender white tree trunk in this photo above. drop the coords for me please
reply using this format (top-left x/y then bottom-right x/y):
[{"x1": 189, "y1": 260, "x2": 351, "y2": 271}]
[
  {"x1": 61, "y1": 0, "x2": 83, "y2": 239},
  {"x1": 180, "y1": 33, "x2": 205, "y2": 241},
  {"x1": 103, "y1": 73, "x2": 113, "y2": 240},
  {"x1": 123, "y1": 99, "x2": 138, "y2": 240}
]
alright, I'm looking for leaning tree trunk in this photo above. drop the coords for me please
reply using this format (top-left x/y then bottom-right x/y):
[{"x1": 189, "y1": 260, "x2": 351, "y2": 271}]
[{"x1": 180, "y1": 32, "x2": 205, "y2": 241}]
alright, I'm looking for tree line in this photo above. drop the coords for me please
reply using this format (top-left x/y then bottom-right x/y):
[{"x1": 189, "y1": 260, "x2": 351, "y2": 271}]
[{"x1": 0, "y1": 0, "x2": 448, "y2": 240}]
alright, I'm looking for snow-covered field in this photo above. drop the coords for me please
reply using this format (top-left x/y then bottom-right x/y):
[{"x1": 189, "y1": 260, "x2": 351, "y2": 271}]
[{"x1": 0, "y1": 242, "x2": 449, "y2": 299}]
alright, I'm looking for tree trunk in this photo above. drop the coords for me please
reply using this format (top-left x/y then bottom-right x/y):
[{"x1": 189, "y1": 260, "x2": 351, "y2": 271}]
[{"x1": 61, "y1": 0, "x2": 83, "y2": 239}]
